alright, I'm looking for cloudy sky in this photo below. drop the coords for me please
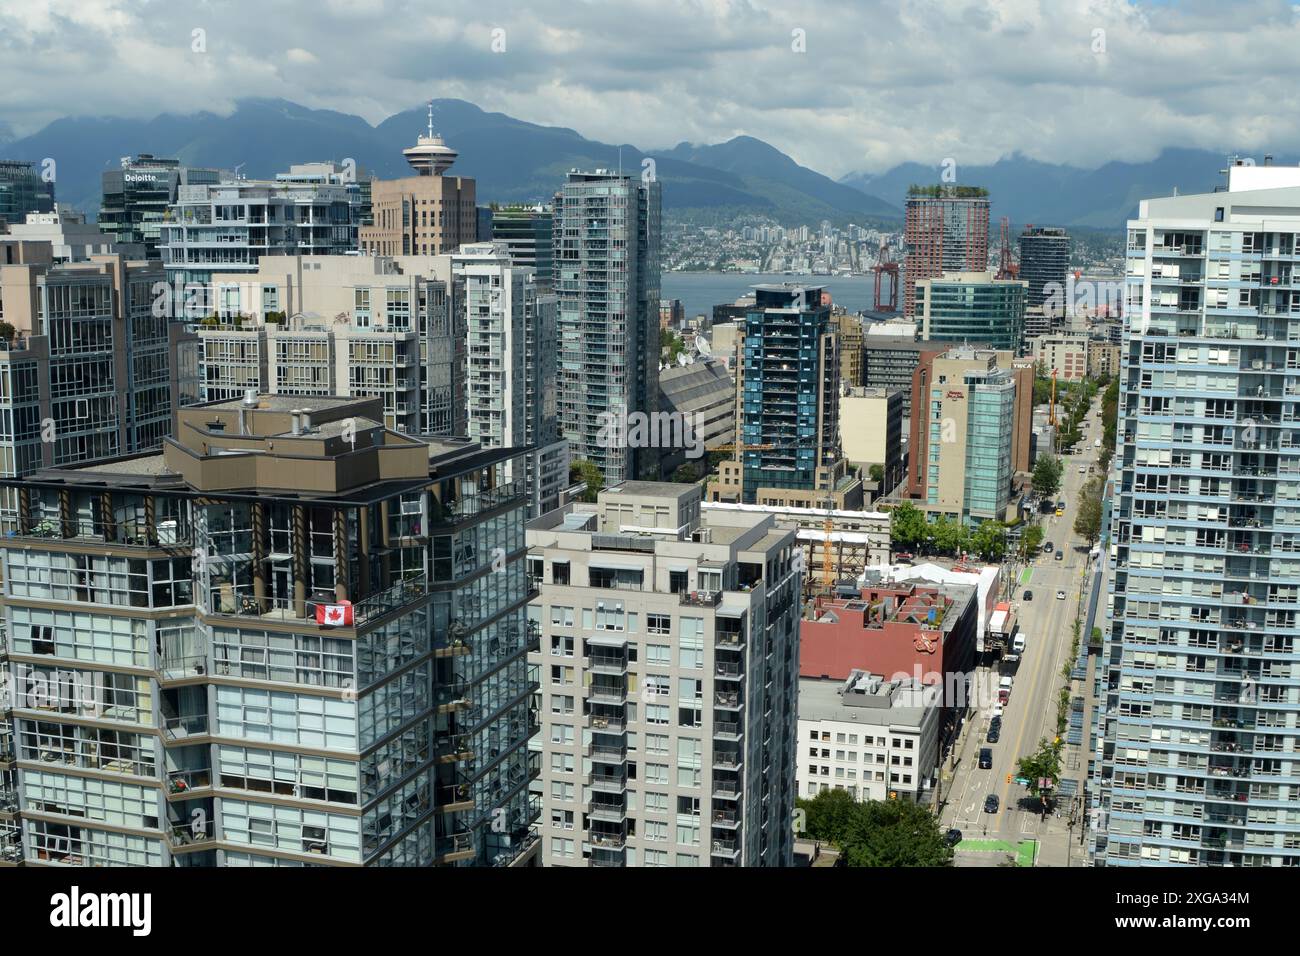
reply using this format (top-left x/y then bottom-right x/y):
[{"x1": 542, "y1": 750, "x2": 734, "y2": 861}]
[{"x1": 0, "y1": 0, "x2": 1295, "y2": 178}]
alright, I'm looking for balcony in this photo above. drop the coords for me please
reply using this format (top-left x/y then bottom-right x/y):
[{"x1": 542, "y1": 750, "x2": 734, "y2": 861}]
[
  {"x1": 712, "y1": 778, "x2": 741, "y2": 801},
  {"x1": 158, "y1": 655, "x2": 209, "y2": 684},
  {"x1": 162, "y1": 714, "x2": 210, "y2": 742},
  {"x1": 588, "y1": 653, "x2": 629, "y2": 676},
  {"x1": 681, "y1": 590, "x2": 723, "y2": 608},
  {"x1": 168, "y1": 819, "x2": 216, "y2": 851},
  {"x1": 588, "y1": 685, "x2": 628, "y2": 706},
  {"x1": 712, "y1": 808, "x2": 740, "y2": 829},
  {"x1": 587, "y1": 800, "x2": 627, "y2": 823},
  {"x1": 435, "y1": 830, "x2": 475, "y2": 863},
  {"x1": 589, "y1": 715, "x2": 626, "y2": 734},
  {"x1": 588, "y1": 771, "x2": 628, "y2": 794},
  {"x1": 587, "y1": 742, "x2": 626, "y2": 763},
  {"x1": 715, "y1": 661, "x2": 743, "y2": 681},
  {"x1": 167, "y1": 768, "x2": 213, "y2": 796},
  {"x1": 715, "y1": 631, "x2": 744, "y2": 650},
  {"x1": 714, "y1": 691, "x2": 742, "y2": 710},
  {"x1": 713, "y1": 721, "x2": 742, "y2": 740},
  {"x1": 710, "y1": 838, "x2": 741, "y2": 860}
]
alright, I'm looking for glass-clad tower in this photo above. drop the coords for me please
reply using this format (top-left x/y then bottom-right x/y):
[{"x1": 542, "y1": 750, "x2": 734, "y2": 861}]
[{"x1": 1091, "y1": 164, "x2": 1300, "y2": 867}]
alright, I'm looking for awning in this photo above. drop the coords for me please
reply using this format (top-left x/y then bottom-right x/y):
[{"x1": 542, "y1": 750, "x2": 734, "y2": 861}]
[
  {"x1": 587, "y1": 559, "x2": 645, "y2": 571},
  {"x1": 586, "y1": 634, "x2": 629, "y2": 647}
]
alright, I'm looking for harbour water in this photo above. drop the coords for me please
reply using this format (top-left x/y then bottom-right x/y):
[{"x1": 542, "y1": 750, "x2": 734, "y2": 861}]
[{"x1": 661, "y1": 271, "x2": 893, "y2": 321}]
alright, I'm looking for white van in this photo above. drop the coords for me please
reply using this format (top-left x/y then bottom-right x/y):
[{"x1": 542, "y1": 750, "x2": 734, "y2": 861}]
[{"x1": 1012, "y1": 633, "x2": 1026, "y2": 655}]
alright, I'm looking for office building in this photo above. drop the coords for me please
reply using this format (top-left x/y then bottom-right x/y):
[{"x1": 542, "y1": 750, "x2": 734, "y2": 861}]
[
  {"x1": 99, "y1": 154, "x2": 224, "y2": 259},
  {"x1": 656, "y1": 356, "x2": 736, "y2": 477},
  {"x1": 490, "y1": 204, "x2": 554, "y2": 290},
  {"x1": 0, "y1": 160, "x2": 54, "y2": 227},
  {"x1": 800, "y1": 581, "x2": 978, "y2": 758},
  {"x1": 1018, "y1": 226, "x2": 1071, "y2": 309},
  {"x1": 275, "y1": 162, "x2": 371, "y2": 240},
  {"x1": 359, "y1": 106, "x2": 477, "y2": 259},
  {"x1": 902, "y1": 185, "x2": 990, "y2": 318},
  {"x1": 798, "y1": 671, "x2": 942, "y2": 802},
  {"x1": 860, "y1": 337, "x2": 944, "y2": 421},
  {"x1": 526, "y1": 481, "x2": 802, "y2": 866},
  {"x1": 659, "y1": 298, "x2": 685, "y2": 332},
  {"x1": 914, "y1": 271, "x2": 1027, "y2": 352},
  {"x1": 907, "y1": 348, "x2": 1022, "y2": 524},
  {"x1": 708, "y1": 285, "x2": 858, "y2": 508},
  {"x1": 840, "y1": 386, "x2": 905, "y2": 492},
  {"x1": 0, "y1": 395, "x2": 540, "y2": 867},
  {"x1": 1091, "y1": 163, "x2": 1300, "y2": 867},
  {"x1": 553, "y1": 170, "x2": 662, "y2": 486}
]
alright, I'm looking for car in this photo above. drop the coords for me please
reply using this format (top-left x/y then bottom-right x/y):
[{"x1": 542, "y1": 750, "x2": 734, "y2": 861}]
[
  {"x1": 991, "y1": 704, "x2": 1004, "y2": 719},
  {"x1": 894, "y1": 551, "x2": 914, "y2": 562},
  {"x1": 984, "y1": 794, "x2": 1000, "y2": 814},
  {"x1": 1054, "y1": 508, "x2": 1065, "y2": 517},
  {"x1": 978, "y1": 747, "x2": 993, "y2": 769},
  {"x1": 1056, "y1": 590, "x2": 1067, "y2": 600},
  {"x1": 986, "y1": 728, "x2": 1001, "y2": 744},
  {"x1": 1078, "y1": 465, "x2": 1087, "y2": 474},
  {"x1": 1042, "y1": 542, "x2": 1053, "y2": 554},
  {"x1": 1023, "y1": 589, "x2": 1033, "y2": 601},
  {"x1": 1054, "y1": 551, "x2": 1064, "y2": 561},
  {"x1": 1057, "y1": 501, "x2": 1067, "y2": 511},
  {"x1": 944, "y1": 828, "x2": 963, "y2": 848}
]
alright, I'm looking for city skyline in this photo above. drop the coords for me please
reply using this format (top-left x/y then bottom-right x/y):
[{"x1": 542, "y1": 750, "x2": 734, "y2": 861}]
[{"x1": 3, "y1": 1, "x2": 1299, "y2": 180}]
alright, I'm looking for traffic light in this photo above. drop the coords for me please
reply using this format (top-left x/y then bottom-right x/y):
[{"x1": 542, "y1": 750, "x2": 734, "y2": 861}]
[{"x1": 1006, "y1": 773, "x2": 1012, "y2": 783}]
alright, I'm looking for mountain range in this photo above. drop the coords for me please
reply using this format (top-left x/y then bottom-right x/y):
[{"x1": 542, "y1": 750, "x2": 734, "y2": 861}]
[{"x1": 0, "y1": 97, "x2": 1264, "y2": 229}]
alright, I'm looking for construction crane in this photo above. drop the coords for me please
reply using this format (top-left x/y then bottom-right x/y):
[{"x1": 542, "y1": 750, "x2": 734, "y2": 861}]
[
  {"x1": 872, "y1": 244, "x2": 900, "y2": 312},
  {"x1": 1049, "y1": 367, "x2": 1058, "y2": 427},
  {"x1": 997, "y1": 216, "x2": 1019, "y2": 279}
]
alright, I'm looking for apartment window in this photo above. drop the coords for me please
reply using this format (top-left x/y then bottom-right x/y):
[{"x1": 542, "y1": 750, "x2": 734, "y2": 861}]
[
  {"x1": 646, "y1": 645, "x2": 671, "y2": 666},
  {"x1": 551, "y1": 809, "x2": 574, "y2": 830},
  {"x1": 550, "y1": 695, "x2": 574, "y2": 715},
  {"x1": 550, "y1": 635, "x2": 574, "y2": 658},
  {"x1": 647, "y1": 614, "x2": 671, "y2": 635}
]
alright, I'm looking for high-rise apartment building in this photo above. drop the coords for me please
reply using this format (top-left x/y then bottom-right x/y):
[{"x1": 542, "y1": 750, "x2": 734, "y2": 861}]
[
  {"x1": 902, "y1": 185, "x2": 990, "y2": 318},
  {"x1": 526, "y1": 481, "x2": 802, "y2": 866},
  {"x1": 1018, "y1": 226, "x2": 1071, "y2": 309},
  {"x1": 161, "y1": 179, "x2": 358, "y2": 286},
  {"x1": 99, "y1": 155, "x2": 224, "y2": 259},
  {"x1": 196, "y1": 254, "x2": 465, "y2": 437},
  {"x1": 914, "y1": 270, "x2": 1027, "y2": 352},
  {"x1": 553, "y1": 170, "x2": 662, "y2": 486},
  {"x1": 0, "y1": 395, "x2": 540, "y2": 867},
  {"x1": 359, "y1": 107, "x2": 477, "y2": 259},
  {"x1": 0, "y1": 160, "x2": 55, "y2": 227},
  {"x1": 452, "y1": 242, "x2": 568, "y2": 517},
  {"x1": 490, "y1": 204, "x2": 554, "y2": 290},
  {"x1": 0, "y1": 246, "x2": 171, "y2": 490},
  {"x1": 709, "y1": 285, "x2": 859, "y2": 509},
  {"x1": 1090, "y1": 163, "x2": 1300, "y2": 867}
]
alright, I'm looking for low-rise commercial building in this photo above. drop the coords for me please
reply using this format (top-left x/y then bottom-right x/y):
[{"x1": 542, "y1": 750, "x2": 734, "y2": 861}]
[{"x1": 798, "y1": 671, "x2": 942, "y2": 803}]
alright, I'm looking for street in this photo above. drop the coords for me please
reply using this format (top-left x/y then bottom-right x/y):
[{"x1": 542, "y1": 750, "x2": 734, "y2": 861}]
[{"x1": 938, "y1": 394, "x2": 1104, "y2": 864}]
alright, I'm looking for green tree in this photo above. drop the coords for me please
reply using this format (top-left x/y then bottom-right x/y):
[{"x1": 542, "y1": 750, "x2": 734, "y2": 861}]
[
  {"x1": 796, "y1": 788, "x2": 859, "y2": 845},
  {"x1": 868, "y1": 463, "x2": 885, "y2": 484},
  {"x1": 1016, "y1": 739, "x2": 1063, "y2": 798},
  {"x1": 1031, "y1": 455, "x2": 1062, "y2": 500},
  {"x1": 671, "y1": 463, "x2": 699, "y2": 484},
  {"x1": 930, "y1": 515, "x2": 967, "y2": 556},
  {"x1": 0, "y1": 320, "x2": 14, "y2": 344},
  {"x1": 969, "y1": 520, "x2": 1006, "y2": 562},
  {"x1": 889, "y1": 501, "x2": 929, "y2": 550},
  {"x1": 839, "y1": 799, "x2": 953, "y2": 867},
  {"x1": 1074, "y1": 476, "x2": 1104, "y2": 544},
  {"x1": 569, "y1": 459, "x2": 604, "y2": 503},
  {"x1": 1019, "y1": 523, "x2": 1044, "y2": 560}
]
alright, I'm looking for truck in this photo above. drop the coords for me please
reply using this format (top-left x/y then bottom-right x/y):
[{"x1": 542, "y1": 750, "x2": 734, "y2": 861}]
[
  {"x1": 1012, "y1": 633, "x2": 1026, "y2": 656},
  {"x1": 998, "y1": 675, "x2": 1014, "y2": 704}
]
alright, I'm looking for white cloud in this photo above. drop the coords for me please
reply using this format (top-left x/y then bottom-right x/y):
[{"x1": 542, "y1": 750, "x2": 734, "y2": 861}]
[{"x1": 1, "y1": 0, "x2": 1298, "y2": 176}]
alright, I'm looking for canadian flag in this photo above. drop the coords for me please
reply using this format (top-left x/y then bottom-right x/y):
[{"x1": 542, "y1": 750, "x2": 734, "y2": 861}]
[{"x1": 316, "y1": 600, "x2": 354, "y2": 626}]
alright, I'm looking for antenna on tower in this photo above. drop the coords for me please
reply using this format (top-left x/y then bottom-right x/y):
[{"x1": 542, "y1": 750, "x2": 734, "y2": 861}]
[{"x1": 427, "y1": 101, "x2": 434, "y2": 139}]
